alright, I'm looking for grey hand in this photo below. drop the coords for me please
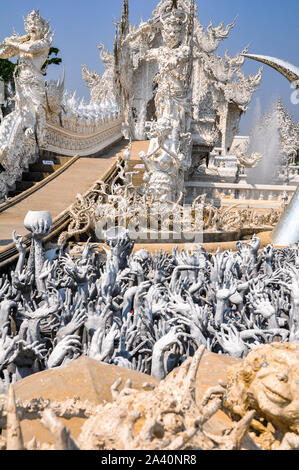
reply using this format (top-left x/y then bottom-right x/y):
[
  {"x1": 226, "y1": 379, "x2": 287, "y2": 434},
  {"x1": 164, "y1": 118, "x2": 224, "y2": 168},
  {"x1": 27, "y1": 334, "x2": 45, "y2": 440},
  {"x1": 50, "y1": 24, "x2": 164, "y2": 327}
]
[
  {"x1": 17, "y1": 340, "x2": 48, "y2": 361},
  {"x1": 47, "y1": 335, "x2": 81, "y2": 368},
  {"x1": 153, "y1": 327, "x2": 186, "y2": 354},
  {"x1": 0, "y1": 325, "x2": 18, "y2": 368},
  {"x1": 12, "y1": 231, "x2": 26, "y2": 255},
  {"x1": 89, "y1": 323, "x2": 119, "y2": 362},
  {"x1": 57, "y1": 309, "x2": 87, "y2": 342},
  {"x1": 216, "y1": 325, "x2": 247, "y2": 358},
  {"x1": 254, "y1": 294, "x2": 276, "y2": 319}
]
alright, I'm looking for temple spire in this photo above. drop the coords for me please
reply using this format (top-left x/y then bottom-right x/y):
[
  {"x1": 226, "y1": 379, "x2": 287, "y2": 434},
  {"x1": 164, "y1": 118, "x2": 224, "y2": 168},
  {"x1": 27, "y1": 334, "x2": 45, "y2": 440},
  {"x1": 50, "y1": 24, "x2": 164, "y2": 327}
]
[
  {"x1": 121, "y1": 0, "x2": 129, "y2": 38},
  {"x1": 185, "y1": 0, "x2": 195, "y2": 92}
]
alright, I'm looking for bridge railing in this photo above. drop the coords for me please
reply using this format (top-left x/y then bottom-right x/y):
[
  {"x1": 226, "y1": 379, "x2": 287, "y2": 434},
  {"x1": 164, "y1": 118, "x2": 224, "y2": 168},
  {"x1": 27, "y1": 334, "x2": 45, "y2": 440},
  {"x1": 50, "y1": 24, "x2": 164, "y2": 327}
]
[{"x1": 0, "y1": 152, "x2": 122, "y2": 270}]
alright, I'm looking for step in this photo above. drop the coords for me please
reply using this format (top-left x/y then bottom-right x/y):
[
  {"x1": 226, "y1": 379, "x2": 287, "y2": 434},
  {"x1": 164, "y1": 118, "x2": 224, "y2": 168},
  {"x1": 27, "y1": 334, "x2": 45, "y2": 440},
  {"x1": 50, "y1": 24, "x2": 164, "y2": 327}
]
[
  {"x1": 28, "y1": 163, "x2": 56, "y2": 173},
  {"x1": 39, "y1": 149, "x2": 60, "y2": 159},
  {"x1": 15, "y1": 181, "x2": 36, "y2": 192},
  {"x1": 5, "y1": 152, "x2": 79, "y2": 201},
  {"x1": 22, "y1": 172, "x2": 47, "y2": 182},
  {"x1": 29, "y1": 158, "x2": 59, "y2": 171},
  {"x1": 29, "y1": 156, "x2": 71, "y2": 173},
  {"x1": 6, "y1": 153, "x2": 76, "y2": 200}
]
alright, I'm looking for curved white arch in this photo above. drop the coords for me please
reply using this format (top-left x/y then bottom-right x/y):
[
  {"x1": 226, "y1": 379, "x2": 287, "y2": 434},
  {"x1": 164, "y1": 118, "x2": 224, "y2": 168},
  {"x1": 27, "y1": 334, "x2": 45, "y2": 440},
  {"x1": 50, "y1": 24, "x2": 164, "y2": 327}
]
[
  {"x1": 243, "y1": 53, "x2": 299, "y2": 85},
  {"x1": 243, "y1": 54, "x2": 299, "y2": 246}
]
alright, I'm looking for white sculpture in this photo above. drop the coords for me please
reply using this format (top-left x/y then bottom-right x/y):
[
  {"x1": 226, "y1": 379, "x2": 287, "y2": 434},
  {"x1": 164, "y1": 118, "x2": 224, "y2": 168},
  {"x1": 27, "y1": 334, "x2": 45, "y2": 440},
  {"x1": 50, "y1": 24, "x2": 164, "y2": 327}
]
[
  {"x1": 0, "y1": 11, "x2": 122, "y2": 199},
  {"x1": 131, "y1": 3, "x2": 195, "y2": 201},
  {"x1": 273, "y1": 100, "x2": 299, "y2": 167},
  {"x1": 112, "y1": 0, "x2": 262, "y2": 157},
  {"x1": 82, "y1": 44, "x2": 117, "y2": 108},
  {"x1": 58, "y1": 153, "x2": 282, "y2": 247},
  {"x1": 233, "y1": 141, "x2": 263, "y2": 183},
  {"x1": 0, "y1": 10, "x2": 53, "y2": 197},
  {"x1": 0, "y1": 1, "x2": 265, "y2": 201}
]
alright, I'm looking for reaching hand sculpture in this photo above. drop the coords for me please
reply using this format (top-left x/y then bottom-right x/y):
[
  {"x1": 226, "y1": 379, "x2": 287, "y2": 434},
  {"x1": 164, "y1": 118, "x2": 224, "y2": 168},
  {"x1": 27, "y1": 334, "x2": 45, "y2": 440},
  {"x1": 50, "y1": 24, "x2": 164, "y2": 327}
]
[
  {"x1": 47, "y1": 335, "x2": 81, "y2": 369},
  {"x1": 3, "y1": 218, "x2": 299, "y2": 395},
  {"x1": 56, "y1": 308, "x2": 87, "y2": 342},
  {"x1": 22, "y1": 211, "x2": 52, "y2": 295},
  {"x1": 251, "y1": 292, "x2": 280, "y2": 329},
  {"x1": 215, "y1": 324, "x2": 248, "y2": 358},
  {"x1": 0, "y1": 324, "x2": 18, "y2": 372},
  {"x1": 151, "y1": 327, "x2": 188, "y2": 380},
  {"x1": 89, "y1": 323, "x2": 119, "y2": 362}
]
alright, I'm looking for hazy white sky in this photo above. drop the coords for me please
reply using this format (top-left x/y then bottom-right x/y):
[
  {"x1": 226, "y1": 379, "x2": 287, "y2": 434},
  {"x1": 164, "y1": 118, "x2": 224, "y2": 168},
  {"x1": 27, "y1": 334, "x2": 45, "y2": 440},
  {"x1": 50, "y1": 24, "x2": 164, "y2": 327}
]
[{"x1": 1, "y1": 0, "x2": 298, "y2": 134}]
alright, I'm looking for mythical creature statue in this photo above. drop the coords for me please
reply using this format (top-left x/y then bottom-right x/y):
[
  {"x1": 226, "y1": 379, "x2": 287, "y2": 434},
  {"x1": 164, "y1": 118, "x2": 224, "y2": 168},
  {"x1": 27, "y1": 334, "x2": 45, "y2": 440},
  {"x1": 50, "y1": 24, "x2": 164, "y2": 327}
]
[
  {"x1": 232, "y1": 140, "x2": 263, "y2": 183},
  {"x1": 113, "y1": 0, "x2": 262, "y2": 158},
  {"x1": 137, "y1": 4, "x2": 195, "y2": 201},
  {"x1": 234, "y1": 142, "x2": 263, "y2": 169},
  {"x1": 82, "y1": 44, "x2": 117, "y2": 107},
  {"x1": 223, "y1": 342, "x2": 299, "y2": 449},
  {"x1": 0, "y1": 10, "x2": 53, "y2": 198}
]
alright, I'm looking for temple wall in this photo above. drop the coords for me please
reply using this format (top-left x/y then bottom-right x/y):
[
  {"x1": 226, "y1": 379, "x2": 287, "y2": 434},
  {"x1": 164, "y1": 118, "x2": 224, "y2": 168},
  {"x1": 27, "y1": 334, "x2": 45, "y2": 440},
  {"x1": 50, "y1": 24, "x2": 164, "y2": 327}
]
[
  {"x1": 44, "y1": 116, "x2": 123, "y2": 156},
  {"x1": 185, "y1": 181, "x2": 296, "y2": 208},
  {"x1": 131, "y1": 60, "x2": 158, "y2": 140}
]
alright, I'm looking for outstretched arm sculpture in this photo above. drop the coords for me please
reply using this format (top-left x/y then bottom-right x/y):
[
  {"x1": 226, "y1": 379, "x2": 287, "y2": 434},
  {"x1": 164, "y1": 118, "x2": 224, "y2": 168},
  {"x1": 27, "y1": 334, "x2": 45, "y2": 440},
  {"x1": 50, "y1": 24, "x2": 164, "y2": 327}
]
[{"x1": 1, "y1": 209, "x2": 299, "y2": 397}]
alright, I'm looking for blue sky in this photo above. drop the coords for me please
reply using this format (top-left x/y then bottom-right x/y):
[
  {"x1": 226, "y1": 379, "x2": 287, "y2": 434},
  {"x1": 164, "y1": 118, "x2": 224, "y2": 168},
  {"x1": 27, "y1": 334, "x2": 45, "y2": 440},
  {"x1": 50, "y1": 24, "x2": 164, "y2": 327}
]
[{"x1": 0, "y1": 0, "x2": 298, "y2": 134}]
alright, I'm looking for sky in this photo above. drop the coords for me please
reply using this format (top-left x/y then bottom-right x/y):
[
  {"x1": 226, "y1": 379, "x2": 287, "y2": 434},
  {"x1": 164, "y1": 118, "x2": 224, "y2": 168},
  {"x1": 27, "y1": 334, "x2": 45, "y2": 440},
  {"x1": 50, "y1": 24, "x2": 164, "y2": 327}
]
[{"x1": 0, "y1": 0, "x2": 298, "y2": 134}]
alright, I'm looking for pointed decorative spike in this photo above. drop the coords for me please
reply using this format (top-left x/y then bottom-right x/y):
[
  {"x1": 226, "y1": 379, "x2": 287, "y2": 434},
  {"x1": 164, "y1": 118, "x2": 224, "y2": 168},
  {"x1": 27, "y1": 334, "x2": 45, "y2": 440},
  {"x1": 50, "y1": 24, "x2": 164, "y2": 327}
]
[
  {"x1": 6, "y1": 385, "x2": 24, "y2": 451},
  {"x1": 121, "y1": 0, "x2": 129, "y2": 38}
]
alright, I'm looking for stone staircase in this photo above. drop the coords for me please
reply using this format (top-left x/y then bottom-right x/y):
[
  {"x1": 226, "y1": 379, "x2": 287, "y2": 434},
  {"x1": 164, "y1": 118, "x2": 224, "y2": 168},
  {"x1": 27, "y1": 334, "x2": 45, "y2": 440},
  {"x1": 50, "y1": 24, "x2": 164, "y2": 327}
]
[
  {"x1": 6, "y1": 141, "x2": 149, "y2": 198},
  {"x1": 0, "y1": 139, "x2": 128, "y2": 268},
  {"x1": 8, "y1": 151, "x2": 73, "y2": 198}
]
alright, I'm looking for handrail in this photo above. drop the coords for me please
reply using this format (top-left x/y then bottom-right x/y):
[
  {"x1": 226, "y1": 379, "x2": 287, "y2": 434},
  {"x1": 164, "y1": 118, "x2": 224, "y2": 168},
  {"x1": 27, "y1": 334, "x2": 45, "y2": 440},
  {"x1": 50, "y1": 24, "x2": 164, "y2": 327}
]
[{"x1": 0, "y1": 154, "x2": 122, "y2": 269}]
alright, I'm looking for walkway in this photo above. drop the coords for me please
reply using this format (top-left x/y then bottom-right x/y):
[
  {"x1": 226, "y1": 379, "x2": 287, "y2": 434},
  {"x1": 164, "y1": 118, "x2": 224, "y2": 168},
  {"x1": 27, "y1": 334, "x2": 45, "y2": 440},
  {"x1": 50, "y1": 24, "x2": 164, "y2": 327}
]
[{"x1": 0, "y1": 140, "x2": 127, "y2": 250}]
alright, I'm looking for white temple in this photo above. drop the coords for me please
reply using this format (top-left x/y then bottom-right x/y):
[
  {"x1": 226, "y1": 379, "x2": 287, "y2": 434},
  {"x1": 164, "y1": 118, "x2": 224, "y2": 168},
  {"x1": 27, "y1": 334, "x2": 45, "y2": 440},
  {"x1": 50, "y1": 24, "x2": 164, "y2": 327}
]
[{"x1": 0, "y1": 0, "x2": 298, "y2": 210}]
